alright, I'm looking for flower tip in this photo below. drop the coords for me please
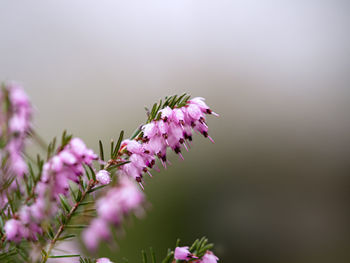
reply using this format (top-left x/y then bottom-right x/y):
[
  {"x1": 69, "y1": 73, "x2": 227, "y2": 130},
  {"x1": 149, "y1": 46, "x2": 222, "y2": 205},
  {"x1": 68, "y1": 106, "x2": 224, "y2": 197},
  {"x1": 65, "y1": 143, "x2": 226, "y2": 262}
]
[
  {"x1": 183, "y1": 143, "x2": 189, "y2": 152},
  {"x1": 153, "y1": 165, "x2": 160, "y2": 172},
  {"x1": 212, "y1": 111, "x2": 219, "y2": 117},
  {"x1": 146, "y1": 170, "x2": 153, "y2": 178},
  {"x1": 208, "y1": 136, "x2": 215, "y2": 144},
  {"x1": 160, "y1": 159, "x2": 167, "y2": 169}
]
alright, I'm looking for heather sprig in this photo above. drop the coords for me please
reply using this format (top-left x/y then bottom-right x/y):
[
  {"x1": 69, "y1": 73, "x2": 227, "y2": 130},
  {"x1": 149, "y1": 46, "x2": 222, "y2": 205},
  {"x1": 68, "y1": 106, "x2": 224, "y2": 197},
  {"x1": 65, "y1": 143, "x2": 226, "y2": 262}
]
[
  {"x1": 0, "y1": 84, "x2": 219, "y2": 263},
  {"x1": 78, "y1": 237, "x2": 218, "y2": 263}
]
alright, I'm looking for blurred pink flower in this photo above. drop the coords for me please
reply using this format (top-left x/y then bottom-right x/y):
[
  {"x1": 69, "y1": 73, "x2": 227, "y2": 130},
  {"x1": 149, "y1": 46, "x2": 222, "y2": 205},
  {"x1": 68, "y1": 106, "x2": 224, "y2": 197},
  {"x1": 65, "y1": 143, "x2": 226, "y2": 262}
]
[
  {"x1": 4, "y1": 219, "x2": 22, "y2": 242},
  {"x1": 96, "y1": 258, "x2": 113, "y2": 263},
  {"x1": 82, "y1": 218, "x2": 111, "y2": 251},
  {"x1": 83, "y1": 177, "x2": 144, "y2": 250}
]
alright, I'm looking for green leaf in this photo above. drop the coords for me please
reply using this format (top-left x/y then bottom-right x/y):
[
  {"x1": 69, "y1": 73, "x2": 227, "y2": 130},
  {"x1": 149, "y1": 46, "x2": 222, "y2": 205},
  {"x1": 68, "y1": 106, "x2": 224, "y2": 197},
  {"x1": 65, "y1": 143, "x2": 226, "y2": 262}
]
[
  {"x1": 175, "y1": 238, "x2": 180, "y2": 248},
  {"x1": 87, "y1": 165, "x2": 96, "y2": 181},
  {"x1": 65, "y1": 225, "x2": 87, "y2": 229},
  {"x1": 180, "y1": 95, "x2": 191, "y2": 107},
  {"x1": 58, "y1": 234, "x2": 76, "y2": 241},
  {"x1": 130, "y1": 125, "x2": 143, "y2": 140},
  {"x1": 79, "y1": 201, "x2": 94, "y2": 206},
  {"x1": 106, "y1": 161, "x2": 130, "y2": 172},
  {"x1": 198, "y1": 243, "x2": 214, "y2": 256},
  {"x1": 76, "y1": 189, "x2": 83, "y2": 202},
  {"x1": 84, "y1": 165, "x2": 91, "y2": 181},
  {"x1": 49, "y1": 254, "x2": 80, "y2": 258},
  {"x1": 99, "y1": 140, "x2": 104, "y2": 169},
  {"x1": 87, "y1": 184, "x2": 107, "y2": 194},
  {"x1": 142, "y1": 250, "x2": 148, "y2": 263},
  {"x1": 113, "y1": 130, "x2": 124, "y2": 158},
  {"x1": 47, "y1": 226, "x2": 55, "y2": 239},
  {"x1": 150, "y1": 247, "x2": 156, "y2": 263},
  {"x1": 175, "y1": 93, "x2": 186, "y2": 106},
  {"x1": 169, "y1": 95, "x2": 177, "y2": 108},
  {"x1": 161, "y1": 250, "x2": 174, "y2": 263},
  {"x1": 80, "y1": 257, "x2": 95, "y2": 263},
  {"x1": 59, "y1": 195, "x2": 71, "y2": 213},
  {"x1": 197, "y1": 237, "x2": 207, "y2": 251},
  {"x1": 110, "y1": 139, "x2": 114, "y2": 159},
  {"x1": 189, "y1": 239, "x2": 199, "y2": 252},
  {"x1": 70, "y1": 186, "x2": 77, "y2": 202}
]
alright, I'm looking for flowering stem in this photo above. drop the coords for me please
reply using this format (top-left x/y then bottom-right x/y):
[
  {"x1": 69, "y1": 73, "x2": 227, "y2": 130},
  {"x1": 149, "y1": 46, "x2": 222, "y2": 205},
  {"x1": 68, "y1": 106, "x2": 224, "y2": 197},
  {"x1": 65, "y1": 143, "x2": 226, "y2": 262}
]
[
  {"x1": 40, "y1": 156, "x2": 116, "y2": 263},
  {"x1": 40, "y1": 179, "x2": 96, "y2": 263}
]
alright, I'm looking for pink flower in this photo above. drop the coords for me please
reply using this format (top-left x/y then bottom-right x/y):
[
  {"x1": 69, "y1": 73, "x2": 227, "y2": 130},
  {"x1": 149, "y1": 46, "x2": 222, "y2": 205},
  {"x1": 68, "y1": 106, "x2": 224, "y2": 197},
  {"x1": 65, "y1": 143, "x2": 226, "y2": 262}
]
[
  {"x1": 157, "y1": 120, "x2": 169, "y2": 140},
  {"x1": 122, "y1": 139, "x2": 144, "y2": 155},
  {"x1": 7, "y1": 83, "x2": 32, "y2": 135},
  {"x1": 8, "y1": 83, "x2": 31, "y2": 107},
  {"x1": 116, "y1": 176, "x2": 144, "y2": 212},
  {"x1": 142, "y1": 121, "x2": 158, "y2": 140},
  {"x1": 10, "y1": 153, "x2": 28, "y2": 177},
  {"x1": 68, "y1": 138, "x2": 88, "y2": 157},
  {"x1": 174, "y1": 246, "x2": 197, "y2": 260},
  {"x1": 199, "y1": 251, "x2": 219, "y2": 263},
  {"x1": 84, "y1": 177, "x2": 144, "y2": 249},
  {"x1": 97, "y1": 258, "x2": 113, "y2": 263},
  {"x1": 96, "y1": 170, "x2": 111, "y2": 185},
  {"x1": 160, "y1": 106, "x2": 173, "y2": 121},
  {"x1": 95, "y1": 177, "x2": 144, "y2": 221},
  {"x1": 4, "y1": 219, "x2": 22, "y2": 242},
  {"x1": 186, "y1": 104, "x2": 203, "y2": 121},
  {"x1": 30, "y1": 201, "x2": 44, "y2": 221},
  {"x1": 189, "y1": 97, "x2": 219, "y2": 116},
  {"x1": 82, "y1": 218, "x2": 110, "y2": 251},
  {"x1": 8, "y1": 114, "x2": 27, "y2": 133},
  {"x1": 96, "y1": 196, "x2": 122, "y2": 224},
  {"x1": 173, "y1": 108, "x2": 185, "y2": 125}
]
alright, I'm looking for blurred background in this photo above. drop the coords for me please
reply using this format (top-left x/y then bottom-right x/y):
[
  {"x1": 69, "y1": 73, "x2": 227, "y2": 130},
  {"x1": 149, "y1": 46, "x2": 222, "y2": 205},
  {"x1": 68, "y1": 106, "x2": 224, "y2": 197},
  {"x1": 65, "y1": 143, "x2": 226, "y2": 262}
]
[{"x1": 1, "y1": 1, "x2": 350, "y2": 262}]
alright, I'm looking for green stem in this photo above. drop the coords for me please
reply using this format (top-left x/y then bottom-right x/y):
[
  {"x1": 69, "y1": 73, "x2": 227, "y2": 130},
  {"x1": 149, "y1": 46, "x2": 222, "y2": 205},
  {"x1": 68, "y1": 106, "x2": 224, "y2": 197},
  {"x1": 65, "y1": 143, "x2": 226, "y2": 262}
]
[
  {"x1": 40, "y1": 180, "x2": 95, "y2": 263},
  {"x1": 40, "y1": 137, "x2": 125, "y2": 262}
]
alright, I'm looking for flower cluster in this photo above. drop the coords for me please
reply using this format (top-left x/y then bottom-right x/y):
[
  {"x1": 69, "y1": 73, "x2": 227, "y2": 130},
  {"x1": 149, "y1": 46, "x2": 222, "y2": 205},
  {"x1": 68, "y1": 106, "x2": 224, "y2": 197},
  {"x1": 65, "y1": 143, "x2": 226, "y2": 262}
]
[
  {"x1": 36, "y1": 138, "x2": 97, "y2": 201},
  {"x1": 82, "y1": 176, "x2": 144, "y2": 250},
  {"x1": 119, "y1": 97, "x2": 218, "y2": 187},
  {"x1": 3, "y1": 206, "x2": 42, "y2": 242},
  {"x1": 0, "y1": 90, "x2": 220, "y2": 263},
  {"x1": 4, "y1": 137, "x2": 98, "y2": 242},
  {"x1": 0, "y1": 83, "x2": 32, "y2": 181},
  {"x1": 175, "y1": 247, "x2": 219, "y2": 263},
  {"x1": 82, "y1": 96, "x2": 218, "y2": 251},
  {"x1": 0, "y1": 83, "x2": 32, "y2": 214}
]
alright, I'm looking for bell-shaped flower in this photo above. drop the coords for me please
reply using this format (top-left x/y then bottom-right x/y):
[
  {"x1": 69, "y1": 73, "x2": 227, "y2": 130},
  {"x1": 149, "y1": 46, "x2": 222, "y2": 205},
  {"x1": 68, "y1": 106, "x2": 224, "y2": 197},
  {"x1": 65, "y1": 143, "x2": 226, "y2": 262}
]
[
  {"x1": 96, "y1": 170, "x2": 111, "y2": 185},
  {"x1": 174, "y1": 246, "x2": 197, "y2": 260},
  {"x1": 4, "y1": 219, "x2": 22, "y2": 242},
  {"x1": 200, "y1": 251, "x2": 219, "y2": 263}
]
